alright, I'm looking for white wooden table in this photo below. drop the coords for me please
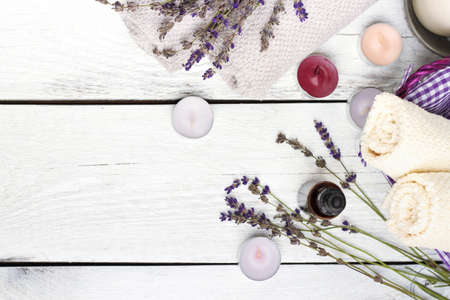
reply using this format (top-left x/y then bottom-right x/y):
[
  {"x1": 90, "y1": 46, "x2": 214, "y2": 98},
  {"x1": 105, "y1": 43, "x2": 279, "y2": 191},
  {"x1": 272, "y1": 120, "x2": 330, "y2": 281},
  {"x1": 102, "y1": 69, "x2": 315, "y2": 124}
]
[{"x1": 0, "y1": 0, "x2": 447, "y2": 299}]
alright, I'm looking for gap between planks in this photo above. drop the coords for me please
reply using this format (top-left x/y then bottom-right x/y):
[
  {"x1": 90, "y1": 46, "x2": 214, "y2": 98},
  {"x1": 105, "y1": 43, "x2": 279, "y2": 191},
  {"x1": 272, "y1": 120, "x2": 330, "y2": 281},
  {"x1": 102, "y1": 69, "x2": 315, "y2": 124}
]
[
  {"x1": 0, "y1": 100, "x2": 348, "y2": 105},
  {"x1": 0, "y1": 261, "x2": 434, "y2": 267}
]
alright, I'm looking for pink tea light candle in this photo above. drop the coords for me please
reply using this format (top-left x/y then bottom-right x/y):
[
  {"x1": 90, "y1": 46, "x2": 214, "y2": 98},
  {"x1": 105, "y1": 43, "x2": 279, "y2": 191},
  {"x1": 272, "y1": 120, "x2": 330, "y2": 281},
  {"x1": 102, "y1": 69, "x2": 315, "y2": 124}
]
[
  {"x1": 239, "y1": 237, "x2": 281, "y2": 281},
  {"x1": 297, "y1": 55, "x2": 339, "y2": 98},
  {"x1": 361, "y1": 23, "x2": 402, "y2": 66},
  {"x1": 347, "y1": 88, "x2": 382, "y2": 129},
  {"x1": 172, "y1": 96, "x2": 214, "y2": 138}
]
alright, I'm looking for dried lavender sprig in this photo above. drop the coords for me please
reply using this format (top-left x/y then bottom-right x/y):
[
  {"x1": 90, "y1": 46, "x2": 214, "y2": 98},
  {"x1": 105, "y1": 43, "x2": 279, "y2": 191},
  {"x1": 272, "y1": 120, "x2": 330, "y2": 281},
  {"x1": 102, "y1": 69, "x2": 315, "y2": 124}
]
[
  {"x1": 227, "y1": 177, "x2": 448, "y2": 280},
  {"x1": 300, "y1": 124, "x2": 388, "y2": 221},
  {"x1": 220, "y1": 181, "x2": 442, "y2": 298},
  {"x1": 276, "y1": 132, "x2": 384, "y2": 219},
  {"x1": 203, "y1": 0, "x2": 264, "y2": 79},
  {"x1": 284, "y1": 125, "x2": 386, "y2": 221},
  {"x1": 260, "y1": 0, "x2": 285, "y2": 52},
  {"x1": 223, "y1": 177, "x2": 450, "y2": 297},
  {"x1": 310, "y1": 124, "x2": 450, "y2": 276},
  {"x1": 271, "y1": 140, "x2": 450, "y2": 281},
  {"x1": 255, "y1": 176, "x2": 450, "y2": 292},
  {"x1": 96, "y1": 0, "x2": 308, "y2": 80}
]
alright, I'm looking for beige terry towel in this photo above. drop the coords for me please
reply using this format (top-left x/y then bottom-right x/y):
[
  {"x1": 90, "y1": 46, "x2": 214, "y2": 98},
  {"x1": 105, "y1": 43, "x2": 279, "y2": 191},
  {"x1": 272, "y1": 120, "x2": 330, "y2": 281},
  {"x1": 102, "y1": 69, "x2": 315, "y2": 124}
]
[
  {"x1": 360, "y1": 93, "x2": 450, "y2": 180},
  {"x1": 383, "y1": 172, "x2": 450, "y2": 251}
]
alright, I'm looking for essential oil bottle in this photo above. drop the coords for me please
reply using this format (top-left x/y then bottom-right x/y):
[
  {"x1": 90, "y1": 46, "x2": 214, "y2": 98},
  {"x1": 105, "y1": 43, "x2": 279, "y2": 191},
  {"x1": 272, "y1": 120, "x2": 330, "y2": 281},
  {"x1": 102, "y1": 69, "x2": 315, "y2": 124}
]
[{"x1": 298, "y1": 180, "x2": 346, "y2": 219}]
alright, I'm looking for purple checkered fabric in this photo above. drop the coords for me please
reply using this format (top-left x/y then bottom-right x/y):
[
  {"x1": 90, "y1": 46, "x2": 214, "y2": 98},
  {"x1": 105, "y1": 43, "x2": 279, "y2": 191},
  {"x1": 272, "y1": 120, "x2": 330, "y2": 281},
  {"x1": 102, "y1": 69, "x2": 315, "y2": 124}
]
[{"x1": 396, "y1": 57, "x2": 450, "y2": 119}]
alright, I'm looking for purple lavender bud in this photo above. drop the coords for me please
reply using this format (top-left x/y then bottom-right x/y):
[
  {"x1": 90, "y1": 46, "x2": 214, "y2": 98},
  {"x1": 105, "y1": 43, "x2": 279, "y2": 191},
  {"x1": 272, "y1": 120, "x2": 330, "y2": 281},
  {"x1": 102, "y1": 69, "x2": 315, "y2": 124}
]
[
  {"x1": 345, "y1": 173, "x2": 357, "y2": 183},
  {"x1": 251, "y1": 177, "x2": 260, "y2": 185},
  {"x1": 202, "y1": 68, "x2": 215, "y2": 80},
  {"x1": 262, "y1": 185, "x2": 270, "y2": 195},
  {"x1": 230, "y1": 43, "x2": 235, "y2": 49},
  {"x1": 204, "y1": 41, "x2": 214, "y2": 51},
  {"x1": 322, "y1": 133, "x2": 330, "y2": 141},
  {"x1": 342, "y1": 220, "x2": 350, "y2": 231},
  {"x1": 224, "y1": 186, "x2": 233, "y2": 194},
  {"x1": 358, "y1": 147, "x2": 367, "y2": 167},
  {"x1": 331, "y1": 149, "x2": 341, "y2": 160},
  {"x1": 231, "y1": 24, "x2": 238, "y2": 30},
  {"x1": 241, "y1": 176, "x2": 249, "y2": 185},
  {"x1": 258, "y1": 0, "x2": 265, "y2": 5},
  {"x1": 225, "y1": 196, "x2": 238, "y2": 208},
  {"x1": 314, "y1": 120, "x2": 342, "y2": 161},
  {"x1": 293, "y1": 1, "x2": 308, "y2": 22},
  {"x1": 210, "y1": 30, "x2": 218, "y2": 38}
]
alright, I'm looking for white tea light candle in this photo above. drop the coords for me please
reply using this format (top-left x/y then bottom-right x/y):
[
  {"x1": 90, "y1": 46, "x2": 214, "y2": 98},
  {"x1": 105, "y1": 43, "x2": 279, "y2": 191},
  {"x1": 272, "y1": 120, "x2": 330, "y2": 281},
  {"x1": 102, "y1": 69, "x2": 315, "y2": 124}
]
[
  {"x1": 172, "y1": 96, "x2": 214, "y2": 138},
  {"x1": 348, "y1": 88, "x2": 382, "y2": 129},
  {"x1": 413, "y1": 0, "x2": 450, "y2": 37},
  {"x1": 239, "y1": 237, "x2": 281, "y2": 281}
]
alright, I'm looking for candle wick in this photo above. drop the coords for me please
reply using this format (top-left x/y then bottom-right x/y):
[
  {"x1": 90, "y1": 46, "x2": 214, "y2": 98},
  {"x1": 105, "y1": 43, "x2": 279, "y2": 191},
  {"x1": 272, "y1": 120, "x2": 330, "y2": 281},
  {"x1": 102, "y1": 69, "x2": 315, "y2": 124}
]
[
  {"x1": 377, "y1": 33, "x2": 386, "y2": 47},
  {"x1": 255, "y1": 248, "x2": 263, "y2": 260},
  {"x1": 314, "y1": 65, "x2": 321, "y2": 76},
  {"x1": 189, "y1": 115, "x2": 195, "y2": 128}
]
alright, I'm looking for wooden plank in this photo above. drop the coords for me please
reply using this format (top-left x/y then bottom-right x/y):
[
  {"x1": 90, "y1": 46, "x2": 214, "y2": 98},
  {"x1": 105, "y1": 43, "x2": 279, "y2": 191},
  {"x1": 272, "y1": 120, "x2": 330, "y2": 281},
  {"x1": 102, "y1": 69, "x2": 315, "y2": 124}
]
[
  {"x1": 0, "y1": 265, "x2": 448, "y2": 299},
  {"x1": 0, "y1": 103, "x2": 439, "y2": 262},
  {"x1": 0, "y1": 0, "x2": 439, "y2": 101}
]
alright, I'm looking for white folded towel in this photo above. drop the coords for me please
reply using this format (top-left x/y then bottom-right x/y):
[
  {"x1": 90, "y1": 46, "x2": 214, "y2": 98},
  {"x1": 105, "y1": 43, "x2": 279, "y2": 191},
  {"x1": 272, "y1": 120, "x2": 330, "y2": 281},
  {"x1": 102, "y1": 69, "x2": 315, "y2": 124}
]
[
  {"x1": 383, "y1": 172, "x2": 450, "y2": 251},
  {"x1": 360, "y1": 93, "x2": 450, "y2": 180},
  {"x1": 120, "y1": 0, "x2": 377, "y2": 97}
]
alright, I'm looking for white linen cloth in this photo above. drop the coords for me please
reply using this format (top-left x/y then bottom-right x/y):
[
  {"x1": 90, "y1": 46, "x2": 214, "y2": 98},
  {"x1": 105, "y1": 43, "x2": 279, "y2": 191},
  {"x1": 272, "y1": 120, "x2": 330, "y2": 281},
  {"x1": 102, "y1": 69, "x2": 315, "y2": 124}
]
[
  {"x1": 360, "y1": 93, "x2": 450, "y2": 180},
  {"x1": 120, "y1": 0, "x2": 376, "y2": 97},
  {"x1": 383, "y1": 172, "x2": 450, "y2": 251}
]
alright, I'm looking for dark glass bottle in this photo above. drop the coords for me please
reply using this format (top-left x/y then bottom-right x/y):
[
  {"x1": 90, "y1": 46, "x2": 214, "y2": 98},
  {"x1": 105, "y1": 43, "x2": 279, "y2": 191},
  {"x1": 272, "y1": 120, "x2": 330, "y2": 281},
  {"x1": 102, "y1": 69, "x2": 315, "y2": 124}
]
[{"x1": 298, "y1": 180, "x2": 346, "y2": 219}]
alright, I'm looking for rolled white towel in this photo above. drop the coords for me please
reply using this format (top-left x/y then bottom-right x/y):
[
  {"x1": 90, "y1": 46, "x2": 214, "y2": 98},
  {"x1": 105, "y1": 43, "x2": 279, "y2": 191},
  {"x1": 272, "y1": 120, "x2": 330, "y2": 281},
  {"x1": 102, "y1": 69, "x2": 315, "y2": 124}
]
[
  {"x1": 360, "y1": 93, "x2": 450, "y2": 179},
  {"x1": 383, "y1": 172, "x2": 450, "y2": 251}
]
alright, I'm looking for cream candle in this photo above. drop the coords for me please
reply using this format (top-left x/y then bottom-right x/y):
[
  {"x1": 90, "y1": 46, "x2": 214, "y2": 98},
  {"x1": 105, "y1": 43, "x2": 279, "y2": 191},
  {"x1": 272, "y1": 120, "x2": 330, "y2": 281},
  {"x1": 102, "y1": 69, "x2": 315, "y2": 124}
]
[
  {"x1": 172, "y1": 96, "x2": 214, "y2": 138},
  {"x1": 348, "y1": 88, "x2": 382, "y2": 129},
  {"x1": 413, "y1": 0, "x2": 450, "y2": 37},
  {"x1": 239, "y1": 237, "x2": 281, "y2": 281},
  {"x1": 361, "y1": 23, "x2": 402, "y2": 66}
]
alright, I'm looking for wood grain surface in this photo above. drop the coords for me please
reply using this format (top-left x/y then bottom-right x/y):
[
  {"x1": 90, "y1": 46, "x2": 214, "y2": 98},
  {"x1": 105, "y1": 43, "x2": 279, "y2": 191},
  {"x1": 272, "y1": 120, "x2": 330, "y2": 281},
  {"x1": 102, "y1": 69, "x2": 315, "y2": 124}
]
[
  {"x1": 0, "y1": 0, "x2": 440, "y2": 101},
  {"x1": 1, "y1": 0, "x2": 447, "y2": 298},
  {"x1": 1, "y1": 265, "x2": 448, "y2": 300},
  {"x1": 0, "y1": 104, "x2": 440, "y2": 262}
]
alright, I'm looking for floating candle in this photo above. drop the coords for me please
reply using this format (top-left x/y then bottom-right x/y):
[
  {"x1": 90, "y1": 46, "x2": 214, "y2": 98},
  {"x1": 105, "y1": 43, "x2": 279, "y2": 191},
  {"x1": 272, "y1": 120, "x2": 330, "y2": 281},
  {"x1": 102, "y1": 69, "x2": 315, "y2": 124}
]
[
  {"x1": 239, "y1": 237, "x2": 281, "y2": 281},
  {"x1": 172, "y1": 96, "x2": 214, "y2": 138},
  {"x1": 413, "y1": 0, "x2": 450, "y2": 37},
  {"x1": 361, "y1": 23, "x2": 402, "y2": 66},
  {"x1": 297, "y1": 55, "x2": 339, "y2": 98},
  {"x1": 298, "y1": 180, "x2": 346, "y2": 220},
  {"x1": 348, "y1": 88, "x2": 382, "y2": 129}
]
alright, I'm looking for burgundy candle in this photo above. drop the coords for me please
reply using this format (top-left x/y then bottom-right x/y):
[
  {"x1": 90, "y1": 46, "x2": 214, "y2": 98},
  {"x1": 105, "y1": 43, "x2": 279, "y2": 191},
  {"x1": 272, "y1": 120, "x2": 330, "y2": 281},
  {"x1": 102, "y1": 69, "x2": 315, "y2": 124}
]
[{"x1": 297, "y1": 55, "x2": 339, "y2": 98}]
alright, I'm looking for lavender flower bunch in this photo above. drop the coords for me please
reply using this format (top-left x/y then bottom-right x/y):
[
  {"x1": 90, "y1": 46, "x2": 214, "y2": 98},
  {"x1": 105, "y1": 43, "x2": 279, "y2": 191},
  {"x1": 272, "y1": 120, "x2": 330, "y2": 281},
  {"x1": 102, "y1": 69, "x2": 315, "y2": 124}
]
[
  {"x1": 221, "y1": 176, "x2": 450, "y2": 299},
  {"x1": 95, "y1": 0, "x2": 308, "y2": 79}
]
